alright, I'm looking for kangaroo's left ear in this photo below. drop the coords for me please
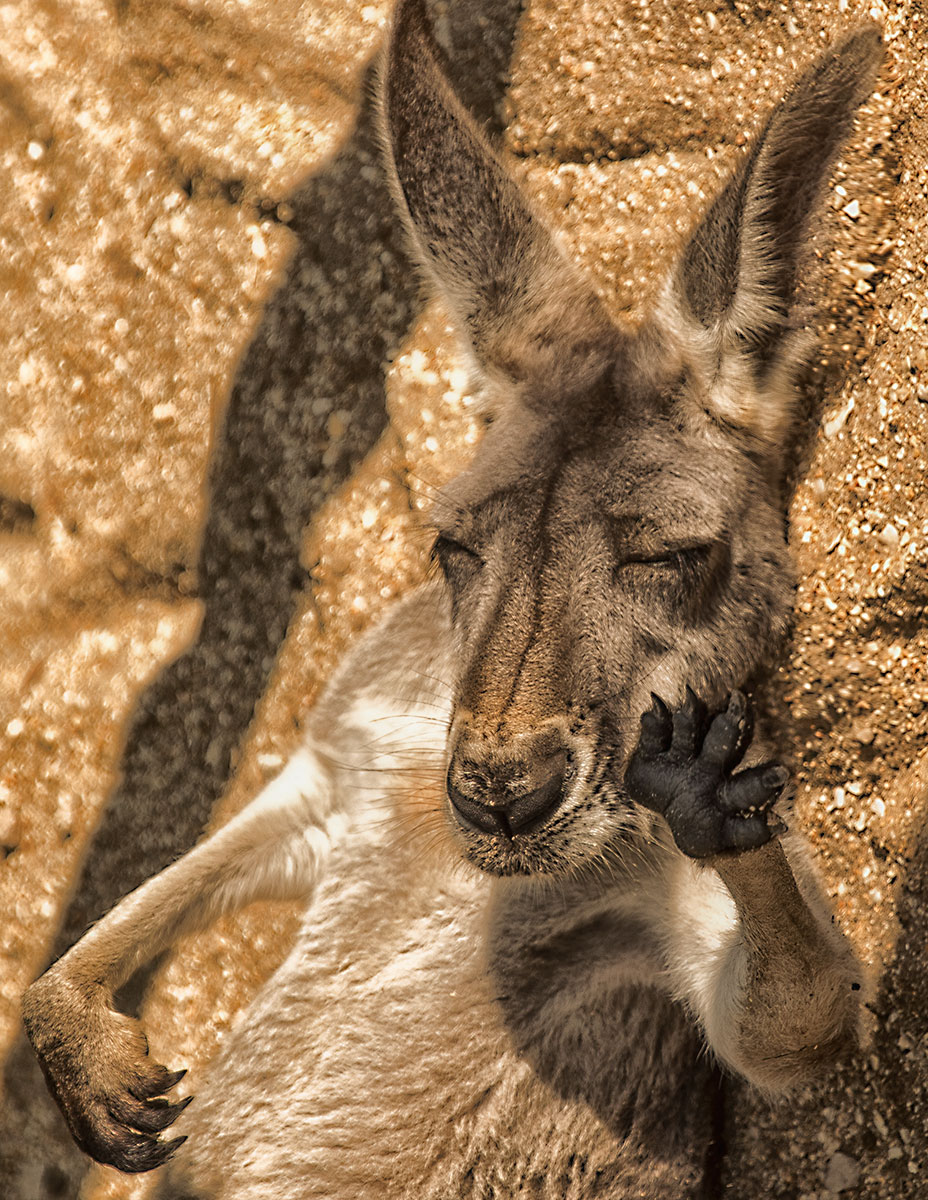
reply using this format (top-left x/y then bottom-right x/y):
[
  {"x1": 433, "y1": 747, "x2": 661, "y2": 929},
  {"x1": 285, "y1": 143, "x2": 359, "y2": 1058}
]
[{"x1": 662, "y1": 27, "x2": 883, "y2": 442}]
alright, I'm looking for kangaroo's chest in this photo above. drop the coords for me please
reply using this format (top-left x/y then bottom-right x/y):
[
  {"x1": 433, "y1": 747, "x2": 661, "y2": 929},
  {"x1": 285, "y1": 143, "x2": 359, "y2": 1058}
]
[{"x1": 175, "y1": 826, "x2": 708, "y2": 1200}]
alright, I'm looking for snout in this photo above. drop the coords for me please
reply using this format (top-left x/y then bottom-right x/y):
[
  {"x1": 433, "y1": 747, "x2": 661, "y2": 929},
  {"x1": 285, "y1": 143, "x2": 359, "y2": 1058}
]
[{"x1": 446, "y1": 741, "x2": 568, "y2": 838}]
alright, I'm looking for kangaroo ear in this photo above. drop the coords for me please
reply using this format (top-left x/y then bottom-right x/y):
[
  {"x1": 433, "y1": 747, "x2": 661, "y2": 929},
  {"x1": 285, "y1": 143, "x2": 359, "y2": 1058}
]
[
  {"x1": 665, "y1": 27, "x2": 883, "y2": 441},
  {"x1": 382, "y1": 0, "x2": 616, "y2": 398}
]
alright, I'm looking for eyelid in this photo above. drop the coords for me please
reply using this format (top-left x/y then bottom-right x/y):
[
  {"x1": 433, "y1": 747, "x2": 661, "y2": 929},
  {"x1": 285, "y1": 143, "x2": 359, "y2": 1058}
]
[
  {"x1": 430, "y1": 531, "x2": 484, "y2": 563},
  {"x1": 620, "y1": 542, "x2": 716, "y2": 567}
]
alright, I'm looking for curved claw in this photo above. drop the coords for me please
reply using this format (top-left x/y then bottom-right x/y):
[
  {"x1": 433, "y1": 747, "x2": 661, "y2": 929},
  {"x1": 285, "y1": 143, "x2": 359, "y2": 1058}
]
[
  {"x1": 637, "y1": 694, "x2": 673, "y2": 758},
  {"x1": 107, "y1": 1132, "x2": 187, "y2": 1175},
  {"x1": 131, "y1": 1066, "x2": 186, "y2": 1100},
  {"x1": 683, "y1": 684, "x2": 708, "y2": 730},
  {"x1": 109, "y1": 1091, "x2": 193, "y2": 1134}
]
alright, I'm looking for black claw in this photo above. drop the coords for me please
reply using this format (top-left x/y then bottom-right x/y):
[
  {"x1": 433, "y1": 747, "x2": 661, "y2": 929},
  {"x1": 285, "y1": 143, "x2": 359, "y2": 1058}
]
[
  {"x1": 683, "y1": 685, "x2": 705, "y2": 719},
  {"x1": 763, "y1": 765, "x2": 789, "y2": 789},
  {"x1": 163, "y1": 1134, "x2": 188, "y2": 1162},
  {"x1": 637, "y1": 701, "x2": 672, "y2": 758},
  {"x1": 118, "y1": 1093, "x2": 193, "y2": 1134},
  {"x1": 649, "y1": 692, "x2": 671, "y2": 720},
  {"x1": 118, "y1": 1132, "x2": 187, "y2": 1174},
  {"x1": 131, "y1": 1066, "x2": 186, "y2": 1101}
]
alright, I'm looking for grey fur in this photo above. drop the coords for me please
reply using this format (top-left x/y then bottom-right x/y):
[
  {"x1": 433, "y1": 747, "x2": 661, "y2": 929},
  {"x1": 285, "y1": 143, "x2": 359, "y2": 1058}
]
[{"x1": 23, "y1": 4, "x2": 882, "y2": 1197}]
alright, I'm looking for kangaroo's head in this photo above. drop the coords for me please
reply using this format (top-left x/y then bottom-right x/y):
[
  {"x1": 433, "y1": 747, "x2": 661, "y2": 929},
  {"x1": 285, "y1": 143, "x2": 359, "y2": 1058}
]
[{"x1": 383, "y1": 0, "x2": 881, "y2": 877}]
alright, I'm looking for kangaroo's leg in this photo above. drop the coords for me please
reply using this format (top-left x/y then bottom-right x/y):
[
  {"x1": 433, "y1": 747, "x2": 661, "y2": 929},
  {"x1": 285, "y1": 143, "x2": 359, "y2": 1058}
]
[
  {"x1": 625, "y1": 690, "x2": 862, "y2": 1091},
  {"x1": 21, "y1": 745, "x2": 339, "y2": 1173}
]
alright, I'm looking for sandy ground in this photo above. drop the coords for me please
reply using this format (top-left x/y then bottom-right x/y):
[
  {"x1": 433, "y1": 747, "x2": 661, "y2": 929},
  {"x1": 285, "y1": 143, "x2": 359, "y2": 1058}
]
[{"x1": 0, "y1": 1, "x2": 925, "y2": 1197}]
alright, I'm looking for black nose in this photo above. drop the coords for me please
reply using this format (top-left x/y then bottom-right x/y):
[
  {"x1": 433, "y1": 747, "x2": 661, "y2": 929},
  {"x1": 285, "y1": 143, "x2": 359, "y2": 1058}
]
[{"x1": 447, "y1": 756, "x2": 566, "y2": 838}]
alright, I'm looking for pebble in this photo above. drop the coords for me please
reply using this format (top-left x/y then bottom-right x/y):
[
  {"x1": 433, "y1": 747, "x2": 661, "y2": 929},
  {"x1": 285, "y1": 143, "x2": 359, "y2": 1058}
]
[
  {"x1": 879, "y1": 523, "x2": 900, "y2": 546},
  {"x1": 824, "y1": 1151, "x2": 860, "y2": 1193}
]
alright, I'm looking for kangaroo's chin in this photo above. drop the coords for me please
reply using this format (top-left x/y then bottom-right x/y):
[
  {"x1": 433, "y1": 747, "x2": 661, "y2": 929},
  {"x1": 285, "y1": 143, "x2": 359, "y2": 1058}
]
[{"x1": 460, "y1": 836, "x2": 571, "y2": 878}]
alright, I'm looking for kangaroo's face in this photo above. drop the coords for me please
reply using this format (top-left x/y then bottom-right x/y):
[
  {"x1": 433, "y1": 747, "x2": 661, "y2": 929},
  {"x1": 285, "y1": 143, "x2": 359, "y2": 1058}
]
[
  {"x1": 385, "y1": 0, "x2": 880, "y2": 875},
  {"x1": 432, "y1": 363, "x2": 792, "y2": 875}
]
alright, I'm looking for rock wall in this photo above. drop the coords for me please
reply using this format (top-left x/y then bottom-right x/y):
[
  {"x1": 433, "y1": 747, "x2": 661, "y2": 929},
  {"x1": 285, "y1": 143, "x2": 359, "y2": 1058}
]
[{"x1": 0, "y1": 2, "x2": 924, "y2": 1197}]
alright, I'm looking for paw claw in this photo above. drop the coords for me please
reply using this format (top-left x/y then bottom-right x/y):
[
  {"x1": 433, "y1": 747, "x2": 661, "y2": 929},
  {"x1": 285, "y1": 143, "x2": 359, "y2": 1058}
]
[
  {"x1": 161, "y1": 1134, "x2": 188, "y2": 1164},
  {"x1": 638, "y1": 696, "x2": 672, "y2": 757},
  {"x1": 684, "y1": 685, "x2": 706, "y2": 719},
  {"x1": 112, "y1": 1091, "x2": 193, "y2": 1135},
  {"x1": 131, "y1": 1065, "x2": 186, "y2": 1101}
]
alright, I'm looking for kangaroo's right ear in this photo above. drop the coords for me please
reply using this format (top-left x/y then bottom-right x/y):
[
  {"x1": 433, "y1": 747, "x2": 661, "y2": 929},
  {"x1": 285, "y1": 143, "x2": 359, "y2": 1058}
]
[
  {"x1": 664, "y1": 27, "x2": 883, "y2": 443},
  {"x1": 382, "y1": 0, "x2": 617, "y2": 400}
]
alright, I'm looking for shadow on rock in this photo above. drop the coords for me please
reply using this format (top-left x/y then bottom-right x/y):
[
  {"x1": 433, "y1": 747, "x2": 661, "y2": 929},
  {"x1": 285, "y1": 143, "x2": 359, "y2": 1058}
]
[{"x1": 55, "y1": 0, "x2": 524, "y2": 958}]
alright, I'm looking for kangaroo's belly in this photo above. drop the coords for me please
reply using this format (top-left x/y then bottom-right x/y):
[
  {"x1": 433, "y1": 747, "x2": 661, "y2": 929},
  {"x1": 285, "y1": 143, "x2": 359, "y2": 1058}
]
[{"x1": 166, "y1": 826, "x2": 712, "y2": 1200}]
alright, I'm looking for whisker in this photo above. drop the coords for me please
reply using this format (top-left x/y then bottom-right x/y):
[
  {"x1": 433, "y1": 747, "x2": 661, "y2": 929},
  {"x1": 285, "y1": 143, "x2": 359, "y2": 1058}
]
[
  {"x1": 403, "y1": 470, "x2": 452, "y2": 504},
  {"x1": 405, "y1": 668, "x2": 455, "y2": 695},
  {"x1": 368, "y1": 712, "x2": 450, "y2": 726}
]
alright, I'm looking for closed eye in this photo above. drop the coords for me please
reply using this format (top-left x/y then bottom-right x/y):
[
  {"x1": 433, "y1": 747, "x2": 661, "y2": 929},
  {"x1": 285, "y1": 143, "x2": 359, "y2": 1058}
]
[
  {"x1": 617, "y1": 543, "x2": 716, "y2": 571},
  {"x1": 614, "y1": 541, "x2": 730, "y2": 618},
  {"x1": 430, "y1": 532, "x2": 484, "y2": 572}
]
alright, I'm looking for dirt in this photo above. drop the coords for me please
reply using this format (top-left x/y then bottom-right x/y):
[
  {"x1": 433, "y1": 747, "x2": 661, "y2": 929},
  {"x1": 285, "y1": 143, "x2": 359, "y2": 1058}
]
[{"x1": 0, "y1": 2, "x2": 925, "y2": 1198}]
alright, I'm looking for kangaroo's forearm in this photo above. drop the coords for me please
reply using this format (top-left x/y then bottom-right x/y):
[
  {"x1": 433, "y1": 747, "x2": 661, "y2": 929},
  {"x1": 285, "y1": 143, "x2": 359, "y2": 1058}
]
[
  {"x1": 54, "y1": 747, "x2": 337, "y2": 993},
  {"x1": 710, "y1": 841, "x2": 833, "y2": 962},
  {"x1": 708, "y1": 840, "x2": 862, "y2": 1088},
  {"x1": 20, "y1": 745, "x2": 341, "y2": 1173}
]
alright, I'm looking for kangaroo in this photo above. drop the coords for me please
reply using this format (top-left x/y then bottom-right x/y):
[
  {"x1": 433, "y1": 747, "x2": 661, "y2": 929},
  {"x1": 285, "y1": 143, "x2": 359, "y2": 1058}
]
[{"x1": 23, "y1": 3, "x2": 882, "y2": 1196}]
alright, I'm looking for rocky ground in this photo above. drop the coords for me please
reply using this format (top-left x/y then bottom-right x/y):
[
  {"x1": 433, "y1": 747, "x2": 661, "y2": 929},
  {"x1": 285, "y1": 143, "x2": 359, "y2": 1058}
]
[{"x1": 0, "y1": 1, "x2": 925, "y2": 1198}]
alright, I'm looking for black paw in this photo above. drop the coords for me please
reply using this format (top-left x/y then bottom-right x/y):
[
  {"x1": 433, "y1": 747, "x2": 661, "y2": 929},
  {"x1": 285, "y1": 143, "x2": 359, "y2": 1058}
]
[{"x1": 624, "y1": 688, "x2": 788, "y2": 858}]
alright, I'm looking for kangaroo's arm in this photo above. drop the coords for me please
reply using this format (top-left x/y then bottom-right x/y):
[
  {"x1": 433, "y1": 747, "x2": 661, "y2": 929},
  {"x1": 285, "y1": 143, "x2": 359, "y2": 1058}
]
[
  {"x1": 22, "y1": 745, "x2": 341, "y2": 1174},
  {"x1": 656, "y1": 837, "x2": 861, "y2": 1092},
  {"x1": 22, "y1": 586, "x2": 451, "y2": 1174},
  {"x1": 705, "y1": 838, "x2": 861, "y2": 1088},
  {"x1": 626, "y1": 690, "x2": 862, "y2": 1092}
]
